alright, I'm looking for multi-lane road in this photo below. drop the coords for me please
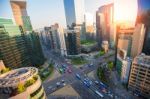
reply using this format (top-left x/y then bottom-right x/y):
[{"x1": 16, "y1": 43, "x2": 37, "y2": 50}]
[{"x1": 42, "y1": 45, "x2": 115, "y2": 99}]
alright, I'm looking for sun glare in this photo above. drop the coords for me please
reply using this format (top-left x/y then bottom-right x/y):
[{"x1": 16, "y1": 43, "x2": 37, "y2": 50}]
[{"x1": 114, "y1": 0, "x2": 138, "y2": 26}]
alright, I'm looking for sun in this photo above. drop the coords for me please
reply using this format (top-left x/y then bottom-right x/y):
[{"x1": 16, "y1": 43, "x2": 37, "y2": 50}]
[{"x1": 114, "y1": 0, "x2": 138, "y2": 25}]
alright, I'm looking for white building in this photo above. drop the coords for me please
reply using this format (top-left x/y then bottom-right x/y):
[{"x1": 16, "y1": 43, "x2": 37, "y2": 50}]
[{"x1": 101, "y1": 41, "x2": 109, "y2": 53}]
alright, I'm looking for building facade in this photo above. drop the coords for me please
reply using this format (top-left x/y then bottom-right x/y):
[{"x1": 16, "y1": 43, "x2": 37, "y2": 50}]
[
  {"x1": 64, "y1": 29, "x2": 81, "y2": 55},
  {"x1": 39, "y1": 24, "x2": 67, "y2": 56},
  {"x1": 128, "y1": 54, "x2": 150, "y2": 98},
  {"x1": 121, "y1": 58, "x2": 132, "y2": 83},
  {"x1": 116, "y1": 25, "x2": 134, "y2": 76},
  {"x1": 0, "y1": 18, "x2": 31, "y2": 68},
  {"x1": 131, "y1": 24, "x2": 146, "y2": 58}
]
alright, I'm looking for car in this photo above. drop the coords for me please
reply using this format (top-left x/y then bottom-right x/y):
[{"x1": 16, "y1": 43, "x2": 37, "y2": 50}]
[
  {"x1": 134, "y1": 93, "x2": 139, "y2": 97},
  {"x1": 59, "y1": 68, "x2": 64, "y2": 74},
  {"x1": 84, "y1": 78, "x2": 92, "y2": 86},
  {"x1": 56, "y1": 82, "x2": 61, "y2": 86},
  {"x1": 61, "y1": 79, "x2": 65, "y2": 83},
  {"x1": 62, "y1": 64, "x2": 67, "y2": 68},
  {"x1": 94, "y1": 81, "x2": 99, "y2": 85},
  {"x1": 80, "y1": 67, "x2": 83, "y2": 69},
  {"x1": 67, "y1": 69, "x2": 72, "y2": 73},
  {"x1": 102, "y1": 88, "x2": 107, "y2": 93},
  {"x1": 108, "y1": 93, "x2": 113, "y2": 98},
  {"x1": 83, "y1": 81, "x2": 90, "y2": 88},
  {"x1": 48, "y1": 86, "x2": 52, "y2": 89},
  {"x1": 63, "y1": 83, "x2": 66, "y2": 86},
  {"x1": 75, "y1": 73, "x2": 81, "y2": 80}
]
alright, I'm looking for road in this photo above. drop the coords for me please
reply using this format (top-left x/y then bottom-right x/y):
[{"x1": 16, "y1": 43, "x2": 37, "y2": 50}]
[{"x1": 42, "y1": 45, "x2": 116, "y2": 99}]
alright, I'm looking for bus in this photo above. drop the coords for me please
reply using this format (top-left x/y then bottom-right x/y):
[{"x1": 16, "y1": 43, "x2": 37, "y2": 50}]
[{"x1": 95, "y1": 90, "x2": 104, "y2": 98}]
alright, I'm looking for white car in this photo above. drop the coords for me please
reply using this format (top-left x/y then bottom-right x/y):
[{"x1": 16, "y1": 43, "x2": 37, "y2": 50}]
[
  {"x1": 63, "y1": 83, "x2": 66, "y2": 86},
  {"x1": 56, "y1": 82, "x2": 61, "y2": 86},
  {"x1": 48, "y1": 86, "x2": 52, "y2": 89}
]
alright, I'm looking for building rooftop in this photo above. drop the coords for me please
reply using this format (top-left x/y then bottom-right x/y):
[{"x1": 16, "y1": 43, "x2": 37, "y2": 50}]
[
  {"x1": 0, "y1": 67, "x2": 38, "y2": 87},
  {"x1": 134, "y1": 53, "x2": 150, "y2": 67}
]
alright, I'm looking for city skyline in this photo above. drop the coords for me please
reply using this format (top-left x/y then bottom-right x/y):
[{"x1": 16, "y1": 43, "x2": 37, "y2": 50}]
[
  {"x1": 0, "y1": 0, "x2": 112, "y2": 29},
  {"x1": 0, "y1": 0, "x2": 150, "y2": 99}
]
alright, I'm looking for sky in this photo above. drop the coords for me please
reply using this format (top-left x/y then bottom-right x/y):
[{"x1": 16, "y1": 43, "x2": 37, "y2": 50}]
[
  {"x1": 0, "y1": 0, "x2": 112, "y2": 29},
  {"x1": 1, "y1": 0, "x2": 146, "y2": 29}
]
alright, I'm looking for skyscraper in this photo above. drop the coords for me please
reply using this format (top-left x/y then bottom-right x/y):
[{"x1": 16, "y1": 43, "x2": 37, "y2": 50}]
[
  {"x1": 10, "y1": 0, "x2": 32, "y2": 31},
  {"x1": 136, "y1": 0, "x2": 150, "y2": 55},
  {"x1": 0, "y1": 18, "x2": 31, "y2": 68},
  {"x1": 64, "y1": 28, "x2": 81, "y2": 55},
  {"x1": 96, "y1": 3, "x2": 114, "y2": 47},
  {"x1": 63, "y1": 0, "x2": 85, "y2": 27},
  {"x1": 131, "y1": 24, "x2": 146, "y2": 58},
  {"x1": 84, "y1": 12, "x2": 96, "y2": 40},
  {"x1": 116, "y1": 24, "x2": 134, "y2": 76},
  {"x1": 10, "y1": 0, "x2": 45, "y2": 67}
]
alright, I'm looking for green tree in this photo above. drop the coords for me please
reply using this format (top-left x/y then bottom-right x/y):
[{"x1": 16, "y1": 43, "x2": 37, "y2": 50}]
[
  {"x1": 108, "y1": 62, "x2": 114, "y2": 71},
  {"x1": 97, "y1": 67, "x2": 106, "y2": 83},
  {"x1": 99, "y1": 50, "x2": 105, "y2": 56}
]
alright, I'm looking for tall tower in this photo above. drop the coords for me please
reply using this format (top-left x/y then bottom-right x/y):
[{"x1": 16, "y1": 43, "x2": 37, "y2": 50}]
[
  {"x1": 136, "y1": 0, "x2": 150, "y2": 55},
  {"x1": 10, "y1": 0, "x2": 45, "y2": 67},
  {"x1": 63, "y1": 0, "x2": 85, "y2": 27},
  {"x1": 10, "y1": 0, "x2": 32, "y2": 31},
  {"x1": 96, "y1": 3, "x2": 114, "y2": 47}
]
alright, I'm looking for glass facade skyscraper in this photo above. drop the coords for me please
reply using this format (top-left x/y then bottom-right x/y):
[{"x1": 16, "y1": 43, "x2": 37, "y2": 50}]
[
  {"x1": 10, "y1": 0, "x2": 45, "y2": 67},
  {"x1": 63, "y1": 0, "x2": 85, "y2": 27},
  {"x1": 136, "y1": 0, "x2": 150, "y2": 55},
  {"x1": 0, "y1": 18, "x2": 31, "y2": 68}
]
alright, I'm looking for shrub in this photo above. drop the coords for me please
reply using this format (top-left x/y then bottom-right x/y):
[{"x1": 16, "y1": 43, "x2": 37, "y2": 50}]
[
  {"x1": 0, "y1": 68, "x2": 10, "y2": 74},
  {"x1": 108, "y1": 62, "x2": 114, "y2": 71},
  {"x1": 17, "y1": 83, "x2": 25, "y2": 93},
  {"x1": 24, "y1": 78, "x2": 35, "y2": 87}
]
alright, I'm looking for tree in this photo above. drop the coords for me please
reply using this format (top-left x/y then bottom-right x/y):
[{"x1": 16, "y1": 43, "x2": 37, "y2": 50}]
[
  {"x1": 108, "y1": 62, "x2": 114, "y2": 71},
  {"x1": 99, "y1": 50, "x2": 105, "y2": 56}
]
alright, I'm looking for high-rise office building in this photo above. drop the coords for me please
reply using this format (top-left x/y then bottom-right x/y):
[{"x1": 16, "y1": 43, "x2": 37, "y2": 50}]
[
  {"x1": 121, "y1": 58, "x2": 132, "y2": 83},
  {"x1": 128, "y1": 54, "x2": 150, "y2": 98},
  {"x1": 64, "y1": 28, "x2": 81, "y2": 55},
  {"x1": 63, "y1": 0, "x2": 85, "y2": 27},
  {"x1": 10, "y1": 0, "x2": 45, "y2": 66},
  {"x1": 131, "y1": 24, "x2": 146, "y2": 58},
  {"x1": 0, "y1": 18, "x2": 31, "y2": 68},
  {"x1": 84, "y1": 13, "x2": 96, "y2": 40},
  {"x1": 96, "y1": 3, "x2": 114, "y2": 47},
  {"x1": 10, "y1": 0, "x2": 32, "y2": 31},
  {"x1": 38, "y1": 24, "x2": 67, "y2": 56},
  {"x1": 116, "y1": 25, "x2": 134, "y2": 76},
  {"x1": 136, "y1": 0, "x2": 150, "y2": 55}
]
